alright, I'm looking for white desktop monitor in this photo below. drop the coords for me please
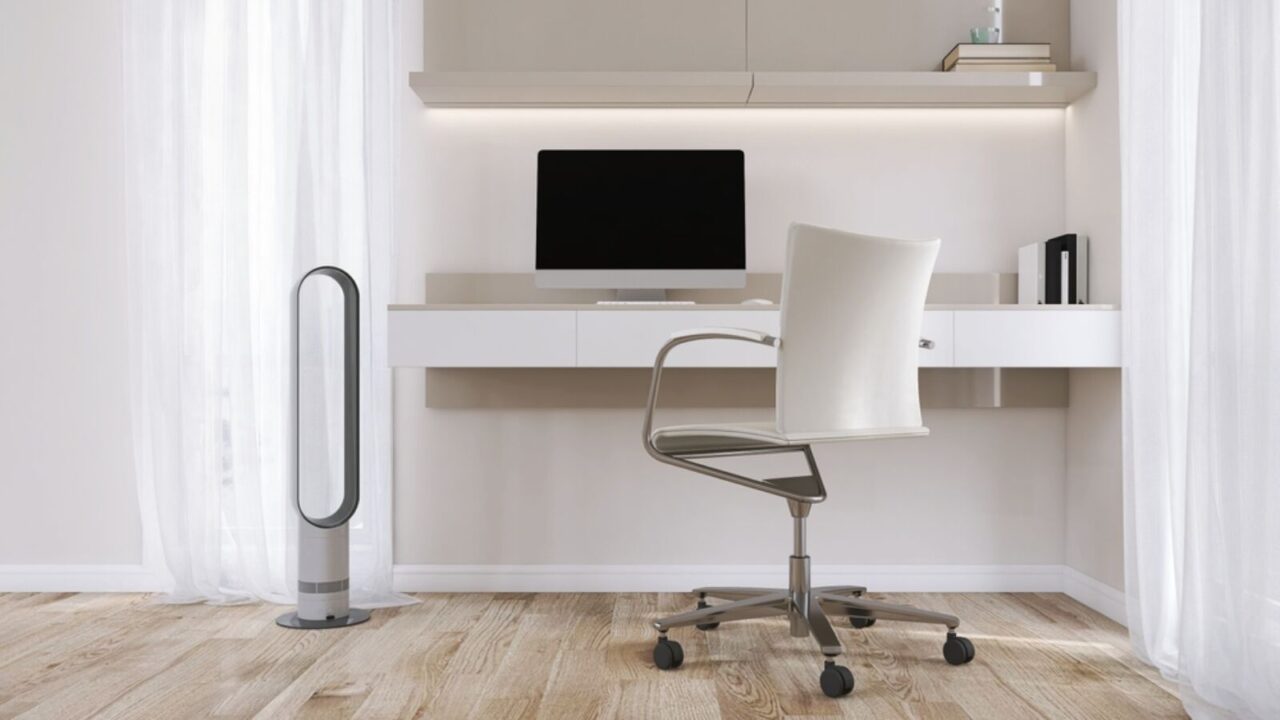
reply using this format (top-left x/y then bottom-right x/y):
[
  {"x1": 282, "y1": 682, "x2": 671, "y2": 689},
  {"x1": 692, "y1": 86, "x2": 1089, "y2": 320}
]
[{"x1": 535, "y1": 149, "x2": 746, "y2": 298}]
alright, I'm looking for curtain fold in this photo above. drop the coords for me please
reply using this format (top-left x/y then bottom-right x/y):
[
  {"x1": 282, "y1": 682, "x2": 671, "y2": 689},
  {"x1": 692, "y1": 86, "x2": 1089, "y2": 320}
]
[
  {"x1": 123, "y1": 0, "x2": 409, "y2": 608},
  {"x1": 1120, "y1": 0, "x2": 1280, "y2": 717}
]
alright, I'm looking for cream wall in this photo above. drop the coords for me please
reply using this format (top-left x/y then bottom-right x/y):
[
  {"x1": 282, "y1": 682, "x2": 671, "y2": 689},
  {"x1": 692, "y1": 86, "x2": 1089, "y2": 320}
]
[
  {"x1": 0, "y1": 0, "x2": 143, "y2": 567},
  {"x1": 393, "y1": 408, "x2": 1068, "y2": 566},
  {"x1": 406, "y1": 108, "x2": 1066, "y2": 276},
  {"x1": 394, "y1": 4, "x2": 1075, "y2": 572},
  {"x1": 0, "y1": 0, "x2": 1123, "y2": 598}
]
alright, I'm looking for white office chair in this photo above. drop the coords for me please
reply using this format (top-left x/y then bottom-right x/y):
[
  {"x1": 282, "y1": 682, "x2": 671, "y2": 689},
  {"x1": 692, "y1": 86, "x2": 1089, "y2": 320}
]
[{"x1": 643, "y1": 223, "x2": 975, "y2": 698}]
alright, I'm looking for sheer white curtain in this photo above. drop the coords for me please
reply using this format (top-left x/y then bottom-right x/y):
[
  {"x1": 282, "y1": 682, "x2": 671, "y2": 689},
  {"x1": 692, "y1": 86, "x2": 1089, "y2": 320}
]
[
  {"x1": 1120, "y1": 0, "x2": 1280, "y2": 717},
  {"x1": 123, "y1": 0, "x2": 408, "y2": 607}
]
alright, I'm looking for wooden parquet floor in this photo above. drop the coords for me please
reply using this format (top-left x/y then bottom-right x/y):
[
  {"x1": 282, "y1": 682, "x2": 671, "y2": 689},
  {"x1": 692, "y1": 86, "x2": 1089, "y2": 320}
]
[{"x1": 0, "y1": 591, "x2": 1184, "y2": 719}]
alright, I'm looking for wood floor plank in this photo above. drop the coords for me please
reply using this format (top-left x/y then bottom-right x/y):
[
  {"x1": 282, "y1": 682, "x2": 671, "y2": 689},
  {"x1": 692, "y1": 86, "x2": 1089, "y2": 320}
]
[
  {"x1": 932, "y1": 595, "x2": 1165, "y2": 720},
  {"x1": 0, "y1": 594, "x2": 143, "y2": 666},
  {"x1": 474, "y1": 611, "x2": 570, "y2": 710},
  {"x1": 988, "y1": 594, "x2": 1187, "y2": 718},
  {"x1": 441, "y1": 595, "x2": 529, "y2": 676},
  {"x1": 615, "y1": 677, "x2": 721, "y2": 720},
  {"x1": 604, "y1": 592, "x2": 666, "y2": 681},
  {"x1": 0, "y1": 592, "x2": 1184, "y2": 720},
  {"x1": 536, "y1": 648, "x2": 628, "y2": 720},
  {"x1": 207, "y1": 623, "x2": 348, "y2": 717},
  {"x1": 348, "y1": 603, "x2": 465, "y2": 719},
  {"x1": 1, "y1": 602, "x2": 242, "y2": 719},
  {"x1": 1014, "y1": 593, "x2": 1182, "y2": 702},
  {"x1": 248, "y1": 604, "x2": 454, "y2": 720},
  {"x1": 714, "y1": 661, "x2": 786, "y2": 719},
  {"x1": 91, "y1": 638, "x2": 251, "y2": 719}
]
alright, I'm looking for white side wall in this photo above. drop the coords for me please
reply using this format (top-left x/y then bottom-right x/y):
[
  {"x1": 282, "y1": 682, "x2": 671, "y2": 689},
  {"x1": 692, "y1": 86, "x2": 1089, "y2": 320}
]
[
  {"x1": 0, "y1": 0, "x2": 143, "y2": 569},
  {"x1": 1064, "y1": 0, "x2": 1125, "y2": 615}
]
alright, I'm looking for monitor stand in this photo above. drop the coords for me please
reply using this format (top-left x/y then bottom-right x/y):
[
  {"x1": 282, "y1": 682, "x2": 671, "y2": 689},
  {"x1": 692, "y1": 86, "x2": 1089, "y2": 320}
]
[{"x1": 616, "y1": 289, "x2": 668, "y2": 302}]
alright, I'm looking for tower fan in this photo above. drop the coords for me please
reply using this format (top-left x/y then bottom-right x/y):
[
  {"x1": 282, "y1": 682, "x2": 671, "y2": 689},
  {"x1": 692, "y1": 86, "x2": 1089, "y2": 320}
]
[{"x1": 277, "y1": 266, "x2": 372, "y2": 629}]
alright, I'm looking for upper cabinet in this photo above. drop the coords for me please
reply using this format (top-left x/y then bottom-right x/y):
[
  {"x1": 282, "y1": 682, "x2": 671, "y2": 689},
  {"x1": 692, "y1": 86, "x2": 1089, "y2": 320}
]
[{"x1": 415, "y1": 0, "x2": 1090, "y2": 108}]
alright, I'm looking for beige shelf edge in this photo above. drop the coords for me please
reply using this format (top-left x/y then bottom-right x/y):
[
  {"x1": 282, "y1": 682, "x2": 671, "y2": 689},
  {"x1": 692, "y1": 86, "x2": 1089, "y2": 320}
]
[{"x1": 409, "y1": 70, "x2": 1096, "y2": 108}]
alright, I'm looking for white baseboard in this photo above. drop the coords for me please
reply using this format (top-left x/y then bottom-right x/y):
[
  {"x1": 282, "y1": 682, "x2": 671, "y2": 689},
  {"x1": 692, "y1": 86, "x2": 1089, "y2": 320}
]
[
  {"x1": 0, "y1": 562, "x2": 1125, "y2": 627},
  {"x1": 1062, "y1": 566, "x2": 1127, "y2": 626},
  {"x1": 392, "y1": 564, "x2": 1126, "y2": 624},
  {"x1": 391, "y1": 563, "x2": 1066, "y2": 594},
  {"x1": 0, "y1": 564, "x2": 168, "y2": 593}
]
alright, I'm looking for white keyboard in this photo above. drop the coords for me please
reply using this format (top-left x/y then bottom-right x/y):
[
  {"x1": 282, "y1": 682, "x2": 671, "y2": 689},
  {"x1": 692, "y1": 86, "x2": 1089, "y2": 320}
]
[{"x1": 595, "y1": 300, "x2": 697, "y2": 305}]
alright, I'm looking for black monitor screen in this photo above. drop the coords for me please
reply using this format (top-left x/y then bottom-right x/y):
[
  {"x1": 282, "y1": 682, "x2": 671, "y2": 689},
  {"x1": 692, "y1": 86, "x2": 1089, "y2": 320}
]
[{"x1": 536, "y1": 150, "x2": 745, "y2": 270}]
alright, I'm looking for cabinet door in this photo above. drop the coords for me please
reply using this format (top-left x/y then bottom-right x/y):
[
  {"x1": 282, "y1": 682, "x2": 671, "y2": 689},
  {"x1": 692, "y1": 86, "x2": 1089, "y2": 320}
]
[
  {"x1": 953, "y1": 310, "x2": 1121, "y2": 367},
  {"x1": 388, "y1": 310, "x2": 576, "y2": 367}
]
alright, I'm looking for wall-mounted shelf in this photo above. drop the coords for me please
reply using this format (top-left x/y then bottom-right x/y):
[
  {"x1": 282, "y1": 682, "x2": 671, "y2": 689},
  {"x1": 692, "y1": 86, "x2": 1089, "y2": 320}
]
[{"x1": 409, "y1": 70, "x2": 1097, "y2": 108}]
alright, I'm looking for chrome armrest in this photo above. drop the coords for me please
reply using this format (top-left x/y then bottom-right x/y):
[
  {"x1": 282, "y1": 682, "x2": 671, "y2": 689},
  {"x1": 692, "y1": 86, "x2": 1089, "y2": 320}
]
[
  {"x1": 642, "y1": 328, "x2": 779, "y2": 451},
  {"x1": 668, "y1": 327, "x2": 780, "y2": 346}
]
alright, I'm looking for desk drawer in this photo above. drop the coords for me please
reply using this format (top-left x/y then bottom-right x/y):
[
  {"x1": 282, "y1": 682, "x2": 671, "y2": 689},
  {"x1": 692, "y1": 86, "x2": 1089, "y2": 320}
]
[
  {"x1": 577, "y1": 310, "x2": 952, "y2": 368},
  {"x1": 919, "y1": 311, "x2": 954, "y2": 367},
  {"x1": 953, "y1": 310, "x2": 1120, "y2": 367},
  {"x1": 577, "y1": 310, "x2": 781, "y2": 367},
  {"x1": 388, "y1": 310, "x2": 576, "y2": 367}
]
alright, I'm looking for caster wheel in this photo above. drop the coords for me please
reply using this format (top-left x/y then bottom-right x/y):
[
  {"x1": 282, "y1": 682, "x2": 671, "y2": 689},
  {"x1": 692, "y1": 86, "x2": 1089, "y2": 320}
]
[
  {"x1": 943, "y1": 634, "x2": 975, "y2": 665},
  {"x1": 848, "y1": 614, "x2": 876, "y2": 629},
  {"x1": 653, "y1": 638, "x2": 684, "y2": 670},
  {"x1": 694, "y1": 600, "x2": 720, "y2": 631},
  {"x1": 820, "y1": 662, "x2": 855, "y2": 698}
]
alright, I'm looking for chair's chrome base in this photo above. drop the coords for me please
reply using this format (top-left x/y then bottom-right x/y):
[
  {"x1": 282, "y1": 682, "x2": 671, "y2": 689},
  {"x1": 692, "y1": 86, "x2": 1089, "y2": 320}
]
[
  {"x1": 652, "y1": 500, "x2": 962, "y2": 666},
  {"x1": 653, "y1": 582, "x2": 960, "y2": 658}
]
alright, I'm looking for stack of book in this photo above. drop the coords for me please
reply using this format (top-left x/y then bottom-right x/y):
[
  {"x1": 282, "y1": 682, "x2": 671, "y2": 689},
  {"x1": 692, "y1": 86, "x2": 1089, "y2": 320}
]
[{"x1": 942, "y1": 43, "x2": 1055, "y2": 72}]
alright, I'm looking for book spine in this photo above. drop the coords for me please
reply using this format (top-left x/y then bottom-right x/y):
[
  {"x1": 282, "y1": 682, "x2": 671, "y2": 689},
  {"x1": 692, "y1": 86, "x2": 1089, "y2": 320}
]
[
  {"x1": 943, "y1": 46, "x2": 961, "y2": 71},
  {"x1": 949, "y1": 63, "x2": 1057, "y2": 72}
]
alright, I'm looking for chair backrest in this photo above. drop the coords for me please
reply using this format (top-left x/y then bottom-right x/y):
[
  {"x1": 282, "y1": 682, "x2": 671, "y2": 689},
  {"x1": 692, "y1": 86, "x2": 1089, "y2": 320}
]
[{"x1": 776, "y1": 223, "x2": 940, "y2": 436}]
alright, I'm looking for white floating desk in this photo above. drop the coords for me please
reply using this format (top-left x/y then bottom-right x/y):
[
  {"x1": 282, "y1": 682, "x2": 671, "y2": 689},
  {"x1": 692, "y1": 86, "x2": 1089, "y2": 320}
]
[{"x1": 388, "y1": 305, "x2": 1120, "y2": 369}]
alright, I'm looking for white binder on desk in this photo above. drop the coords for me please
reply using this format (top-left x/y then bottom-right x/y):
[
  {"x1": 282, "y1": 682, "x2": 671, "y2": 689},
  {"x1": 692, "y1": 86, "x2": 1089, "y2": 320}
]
[
  {"x1": 1019, "y1": 235, "x2": 1088, "y2": 305},
  {"x1": 1018, "y1": 242, "x2": 1046, "y2": 304}
]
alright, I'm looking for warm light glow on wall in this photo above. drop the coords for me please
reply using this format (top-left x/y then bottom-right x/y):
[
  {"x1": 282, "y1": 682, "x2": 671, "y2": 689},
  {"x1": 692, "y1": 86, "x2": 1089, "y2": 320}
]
[
  {"x1": 412, "y1": 106, "x2": 1067, "y2": 275},
  {"x1": 422, "y1": 107, "x2": 1065, "y2": 134}
]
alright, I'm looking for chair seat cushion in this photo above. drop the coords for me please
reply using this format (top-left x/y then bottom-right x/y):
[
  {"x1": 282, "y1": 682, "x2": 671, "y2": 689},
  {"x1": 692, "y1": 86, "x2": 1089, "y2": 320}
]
[{"x1": 650, "y1": 421, "x2": 928, "y2": 454}]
